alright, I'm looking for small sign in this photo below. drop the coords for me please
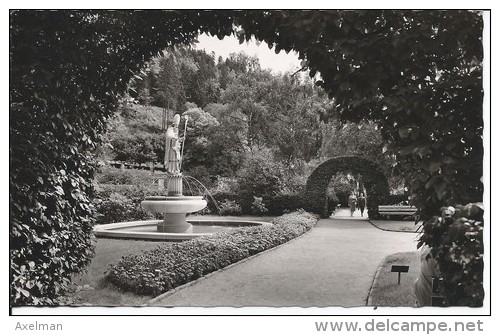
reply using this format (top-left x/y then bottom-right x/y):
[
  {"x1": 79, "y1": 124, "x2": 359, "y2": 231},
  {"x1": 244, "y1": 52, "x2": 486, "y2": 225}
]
[
  {"x1": 391, "y1": 265, "x2": 409, "y2": 273},
  {"x1": 391, "y1": 265, "x2": 409, "y2": 285}
]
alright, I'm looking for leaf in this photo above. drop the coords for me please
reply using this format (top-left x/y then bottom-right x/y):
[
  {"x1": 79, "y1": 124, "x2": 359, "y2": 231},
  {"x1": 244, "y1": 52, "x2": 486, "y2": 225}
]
[
  {"x1": 435, "y1": 180, "x2": 447, "y2": 200},
  {"x1": 398, "y1": 127, "x2": 410, "y2": 139},
  {"x1": 54, "y1": 186, "x2": 65, "y2": 195},
  {"x1": 429, "y1": 161, "x2": 441, "y2": 173}
]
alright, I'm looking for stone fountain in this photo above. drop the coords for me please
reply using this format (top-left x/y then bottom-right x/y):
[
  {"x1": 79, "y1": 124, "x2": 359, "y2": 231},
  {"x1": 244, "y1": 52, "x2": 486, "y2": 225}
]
[
  {"x1": 93, "y1": 113, "x2": 270, "y2": 240},
  {"x1": 140, "y1": 114, "x2": 207, "y2": 233}
]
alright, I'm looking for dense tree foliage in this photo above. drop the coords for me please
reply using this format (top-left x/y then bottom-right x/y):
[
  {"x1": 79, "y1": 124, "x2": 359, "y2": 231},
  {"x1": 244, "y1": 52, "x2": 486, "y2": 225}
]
[
  {"x1": 104, "y1": 105, "x2": 164, "y2": 164},
  {"x1": 320, "y1": 121, "x2": 385, "y2": 168},
  {"x1": 133, "y1": 48, "x2": 221, "y2": 110}
]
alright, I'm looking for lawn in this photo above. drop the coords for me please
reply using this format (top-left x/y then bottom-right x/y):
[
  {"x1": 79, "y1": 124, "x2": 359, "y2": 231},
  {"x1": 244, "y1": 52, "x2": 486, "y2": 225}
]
[
  {"x1": 64, "y1": 238, "x2": 171, "y2": 306},
  {"x1": 368, "y1": 251, "x2": 421, "y2": 307}
]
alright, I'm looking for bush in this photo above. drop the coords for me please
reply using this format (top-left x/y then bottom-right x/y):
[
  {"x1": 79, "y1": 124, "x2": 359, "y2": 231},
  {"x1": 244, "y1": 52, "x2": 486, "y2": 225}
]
[
  {"x1": 94, "y1": 184, "x2": 164, "y2": 224},
  {"x1": 96, "y1": 166, "x2": 157, "y2": 185},
  {"x1": 237, "y1": 153, "x2": 285, "y2": 212},
  {"x1": 329, "y1": 176, "x2": 352, "y2": 207},
  {"x1": 418, "y1": 203, "x2": 484, "y2": 307},
  {"x1": 250, "y1": 196, "x2": 268, "y2": 215},
  {"x1": 204, "y1": 191, "x2": 239, "y2": 214},
  {"x1": 264, "y1": 193, "x2": 304, "y2": 216},
  {"x1": 326, "y1": 194, "x2": 339, "y2": 217},
  {"x1": 106, "y1": 211, "x2": 318, "y2": 296},
  {"x1": 383, "y1": 194, "x2": 411, "y2": 205},
  {"x1": 111, "y1": 131, "x2": 163, "y2": 164},
  {"x1": 271, "y1": 209, "x2": 318, "y2": 226},
  {"x1": 182, "y1": 166, "x2": 216, "y2": 191},
  {"x1": 217, "y1": 200, "x2": 242, "y2": 216},
  {"x1": 106, "y1": 105, "x2": 165, "y2": 165},
  {"x1": 94, "y1": 192, "x2": 157, "y2": 225}
]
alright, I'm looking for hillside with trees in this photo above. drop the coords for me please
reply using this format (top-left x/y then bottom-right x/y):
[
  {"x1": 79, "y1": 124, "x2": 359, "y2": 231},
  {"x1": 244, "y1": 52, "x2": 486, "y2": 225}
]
[
  {"x1": 100, "y1": 48, "x2": 394, "y2": 216},
  {"x1": 105, "y1": 47, "x2": 390, "y2": 181}
]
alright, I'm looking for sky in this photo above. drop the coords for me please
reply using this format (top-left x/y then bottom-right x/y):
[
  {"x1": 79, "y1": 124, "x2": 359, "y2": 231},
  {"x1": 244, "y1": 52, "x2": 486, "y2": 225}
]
[{"x1": 195, "y1": 33, "x2": 302, "y2": 74}]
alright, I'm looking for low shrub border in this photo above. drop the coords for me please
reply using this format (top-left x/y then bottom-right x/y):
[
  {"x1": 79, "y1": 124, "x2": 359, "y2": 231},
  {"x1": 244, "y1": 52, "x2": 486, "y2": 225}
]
[{"x1": 106, "y1": 210, "x2": 318, "y2": 296}]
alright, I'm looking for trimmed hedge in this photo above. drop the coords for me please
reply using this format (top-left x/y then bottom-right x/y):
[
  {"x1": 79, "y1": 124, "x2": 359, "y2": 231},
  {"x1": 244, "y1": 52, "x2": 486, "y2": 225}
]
[
  {"x1": 106, "y1": 210, "x2": 318, "y2": 296},
  {"x1": 205, "y1": 191, "x2": 306, "y2": 216},
  {"x1": 304, "y1": 156, "x2": 390, "y2": 218},
  {"x1": 264, "y1": 193, "x2": 305, "y2": 216}
]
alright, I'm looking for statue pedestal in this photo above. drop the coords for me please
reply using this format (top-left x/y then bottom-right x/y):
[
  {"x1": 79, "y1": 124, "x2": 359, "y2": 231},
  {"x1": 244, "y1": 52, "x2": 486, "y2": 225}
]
[
  {"x1": 157, "y1": 213, "x2": 193, "y2": 233},
  {"x1": 141, "y1": 196, "x2": 207, "y2": 233},
  {"x1": 166, "y1": 174, "x2": 183, "y2": 196}
]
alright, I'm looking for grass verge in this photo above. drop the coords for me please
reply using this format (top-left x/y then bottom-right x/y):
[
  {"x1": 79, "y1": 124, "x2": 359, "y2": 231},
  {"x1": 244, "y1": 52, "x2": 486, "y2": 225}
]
[
  {"x1": 61, "y1": 239, "x2": 170, "y2": 306},
  {"x1": 369, "y1": 220, "x2": 421, "y2": 233},
  {"x1": 368, "y1": 251, "x2": 420, "y2": 307}
]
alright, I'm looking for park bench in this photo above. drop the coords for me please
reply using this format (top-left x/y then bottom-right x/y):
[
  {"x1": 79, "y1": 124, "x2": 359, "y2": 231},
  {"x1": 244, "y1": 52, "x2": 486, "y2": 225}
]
[{"x1": 378, "y1": 205, "x2": 417, "y2": 219}]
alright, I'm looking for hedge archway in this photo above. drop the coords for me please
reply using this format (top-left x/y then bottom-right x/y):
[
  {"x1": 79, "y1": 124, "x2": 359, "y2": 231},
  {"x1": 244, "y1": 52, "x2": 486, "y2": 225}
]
[{"x1": 304, "y1": 156, "x2": 389, "y2": 218}]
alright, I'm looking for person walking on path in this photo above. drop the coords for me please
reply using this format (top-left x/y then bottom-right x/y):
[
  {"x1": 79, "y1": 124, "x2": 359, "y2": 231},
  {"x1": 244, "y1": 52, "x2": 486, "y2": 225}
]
[
  {"x1": 358, "y1": 192, "x2": 366, "y2": 217},
  {"x1": 348, "y1": 191, "x2": 357, "y2": 217}
]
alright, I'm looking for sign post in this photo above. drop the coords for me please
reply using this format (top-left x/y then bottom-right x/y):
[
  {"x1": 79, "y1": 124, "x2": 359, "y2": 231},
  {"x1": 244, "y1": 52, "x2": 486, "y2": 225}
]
[{"x1": 391, "y1": 265, "x2": 409, "y2": 285}]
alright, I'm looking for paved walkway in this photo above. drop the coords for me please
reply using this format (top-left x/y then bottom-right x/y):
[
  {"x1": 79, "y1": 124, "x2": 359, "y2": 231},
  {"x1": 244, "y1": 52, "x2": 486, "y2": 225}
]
[{"x1": 149, "y1": 211, "x2": 417, "y2": 307}]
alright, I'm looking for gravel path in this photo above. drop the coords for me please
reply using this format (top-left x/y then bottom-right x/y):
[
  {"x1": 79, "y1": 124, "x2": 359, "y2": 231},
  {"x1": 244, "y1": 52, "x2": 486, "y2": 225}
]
[{"x1": 149, "y1": 214, "x2": 418, "y2": 307}]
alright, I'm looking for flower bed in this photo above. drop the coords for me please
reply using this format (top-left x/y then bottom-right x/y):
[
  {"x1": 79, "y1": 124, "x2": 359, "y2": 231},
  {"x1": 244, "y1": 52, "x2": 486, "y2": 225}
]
[{"x1": 106, "y1": 210, "x2": 318, "y2": 296}]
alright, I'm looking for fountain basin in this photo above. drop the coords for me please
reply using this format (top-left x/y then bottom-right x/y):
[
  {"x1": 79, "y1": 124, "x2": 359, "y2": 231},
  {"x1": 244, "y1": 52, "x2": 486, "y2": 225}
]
[
  {"x1": 93, "y1": 219, "x2": 272, "y2": 241},
  {"x1": 140, "y1": 195, "x2": 208, "y2": 233},
  {"x1": 141, "y1": 196, "x2": 207, "y2": 214}
]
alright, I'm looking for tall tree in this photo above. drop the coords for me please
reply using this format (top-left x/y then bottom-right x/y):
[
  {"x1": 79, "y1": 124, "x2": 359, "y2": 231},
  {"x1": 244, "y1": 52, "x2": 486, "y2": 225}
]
[
  {"x1": 157, "y1": 53, "x2": 183, "y2": 129},
  {"x1": 259, "y1": 74, "x2": 326, "y2": 162},
  {"x1": 220, "y1": 63, "x2": 272, "y2": 150}
]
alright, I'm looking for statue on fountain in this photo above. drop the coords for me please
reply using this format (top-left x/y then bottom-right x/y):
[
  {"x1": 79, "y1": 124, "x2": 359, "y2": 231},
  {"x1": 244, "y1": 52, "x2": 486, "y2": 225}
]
[
  {"x1": 165, "y1": 114, "x2": 182, "y2": 175},
  {"x1": 163, "y1": 114, "x2": 185, "y2": 196},
  {"x1": 141, "y1": 112, "x2": 206, "y2": 233}
]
